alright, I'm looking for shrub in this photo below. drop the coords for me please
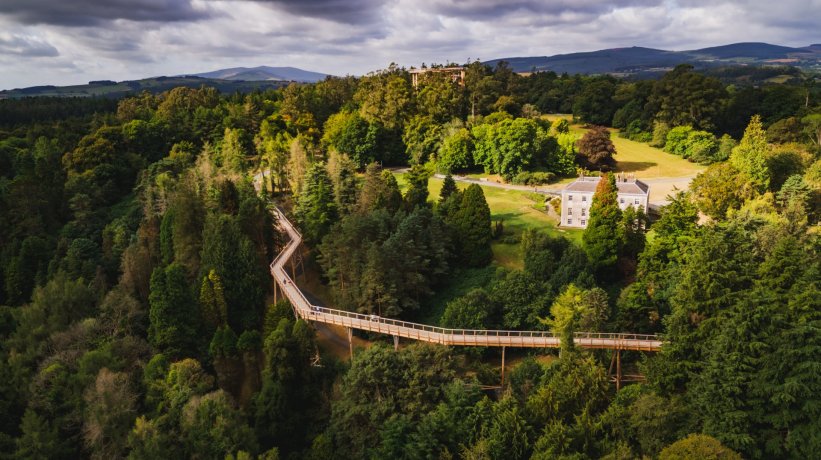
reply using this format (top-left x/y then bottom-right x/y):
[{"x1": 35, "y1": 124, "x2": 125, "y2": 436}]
[
  {"x1": 550, "y1": 197, "x2": 562, "y2": 214},
  {"x1": 511, "y1": 171, "x2": 556, "y2": 186},
  {"x1": 664, "y1": 126, "x2": 694, "y2": 156}
]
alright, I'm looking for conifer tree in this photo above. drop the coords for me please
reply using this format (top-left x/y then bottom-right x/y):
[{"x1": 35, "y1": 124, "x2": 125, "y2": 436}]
[
  {"x1": 199, "y1": 269, "x2": 228, "y2": 334},
  {"x1": 440, "y1": 174, "x2": 458, "y2": 203},
  {"x1": 454, "y1": 184, "x2": 492, "y2": 267},
  {"x1": 149, "y1": 263, "x2": 201, "y2": 358},
  {"x1": 294, "y1": 162, "x2": 338, "y2": 245},
  {"x1": 159, "y1": 209, "x2": 174, "y2": 266},
  {"x1": 404, "y1": 164, "x2": 430, "y2": 210},
  {"x1": 730, "y1": 115, "x2": 770, "y2": 192},
  {"x1": 582, "y1": 173, "x2": 622, "y2": 276},
  {"x1": 330, "y1": 154, "x2": 358, "y2": 216},
  {"x1": 357, "y1": 164, "x2": 402, "y2": 214},
  {"x1": 379, "y1": 170, "x2": 403, "y2": 213}
]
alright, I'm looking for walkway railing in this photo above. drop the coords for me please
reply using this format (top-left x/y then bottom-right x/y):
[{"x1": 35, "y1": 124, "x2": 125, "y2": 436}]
[{"x1": 270, "y1": 207, "x2": 663, "y2": 352}]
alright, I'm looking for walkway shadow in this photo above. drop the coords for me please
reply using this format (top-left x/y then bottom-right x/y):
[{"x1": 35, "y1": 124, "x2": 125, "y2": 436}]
[{"x1": 616, "y1": 161, "x2": 657, "y2": 172}]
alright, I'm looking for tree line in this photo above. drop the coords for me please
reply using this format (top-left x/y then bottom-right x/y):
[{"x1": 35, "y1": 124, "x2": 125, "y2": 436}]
[{"x1": 0, "y1": 58, "x2": 818, "y2": 459}]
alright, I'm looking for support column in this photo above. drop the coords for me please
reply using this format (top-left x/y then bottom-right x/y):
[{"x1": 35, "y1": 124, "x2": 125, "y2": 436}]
[
  {"x1": 298, "y1": 247, "x2": 306, "y2": 281},
  {"x1": 393, "y1": 335, "x2": 400, "y2": 351},
  {"x1": 347, "y1": 327, "x2": 353, "y2": 361},
  {"x1": 501, "y1": 346, "x2": 506, "y2": 386},
  {"x1": 273, "y1": 278, "x2": 278, "y2": 304},
  {"x1": 290, "y1": 257, "x2": 297, "y2": 280},
  {"x1": 616, "y1": 350, "x2": 622, "y2": 391}
]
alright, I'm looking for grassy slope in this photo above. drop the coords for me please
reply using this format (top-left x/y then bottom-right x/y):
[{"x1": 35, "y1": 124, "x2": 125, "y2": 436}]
[
  {"x1": 546, "y1": 114, "x2": 706, "y2": 179},
  {"x1": 396, "y1": 174, "x2": 583, "y2": 268}
]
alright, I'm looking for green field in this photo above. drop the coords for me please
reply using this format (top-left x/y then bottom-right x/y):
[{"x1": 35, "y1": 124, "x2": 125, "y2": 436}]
[
  {"x1": 545, "y1": 114, "x2": 706, "y2": 179},
  {"x1": 396, "y1": 174, "x2": 582, "y2": 269}
]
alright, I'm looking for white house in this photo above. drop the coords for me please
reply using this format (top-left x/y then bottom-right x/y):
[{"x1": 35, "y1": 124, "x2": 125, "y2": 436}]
[{"x1": 560, "y1": 175, "x2": 649, "y2": 229}]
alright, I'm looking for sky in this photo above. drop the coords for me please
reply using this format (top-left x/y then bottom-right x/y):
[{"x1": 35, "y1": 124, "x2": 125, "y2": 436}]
[{"x1": 0, "y1": 0, "x2": 819, "y2": 90}]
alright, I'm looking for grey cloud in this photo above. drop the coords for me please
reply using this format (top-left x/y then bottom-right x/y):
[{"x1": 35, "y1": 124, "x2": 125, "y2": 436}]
[
  {"x1": 0, "y1": 34, "x2": 59, "y2": 57},
  {"x1": 0, "y1": 0, "x2": 211, "y2": 27},
  {"x1": 226, "y1": 0, "x2": 390, "y2": 25},
  {"x1": 424, "y1": 0, "x2": 660, "y2": 20}
]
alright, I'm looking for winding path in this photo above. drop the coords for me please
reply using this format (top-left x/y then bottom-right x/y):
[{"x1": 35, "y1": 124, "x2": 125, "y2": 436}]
[{"x1": 270, "y1": 208, "x2": 663, "y2": 352}]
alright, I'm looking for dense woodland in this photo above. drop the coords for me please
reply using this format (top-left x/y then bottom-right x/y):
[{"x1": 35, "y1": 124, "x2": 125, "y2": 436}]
[{"x1": 0, "y1": 61, "x2": 819, "y2": 459}]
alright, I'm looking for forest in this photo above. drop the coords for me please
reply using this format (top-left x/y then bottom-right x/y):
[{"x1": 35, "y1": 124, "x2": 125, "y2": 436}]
[{"x1": 0, "y1": 61, "x2": 819, "y2": 459}]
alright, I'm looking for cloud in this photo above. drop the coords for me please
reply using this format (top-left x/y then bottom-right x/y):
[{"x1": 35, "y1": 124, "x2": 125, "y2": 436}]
[
  {"x1": 0, "y1": 32, "x2": 58, "y2": 57},
  {"x1": 1, "y1": 0, "x2": 820, "y2": 91},
  {"x1": 0, "y1": 0, "x2": 211, "y2": 27},
  {"x1": 210, "y1": 0, "x2": 391, "y2": 24},
  {"x1": 422, "y1": 0, "x2": 660, "y2": 23}
]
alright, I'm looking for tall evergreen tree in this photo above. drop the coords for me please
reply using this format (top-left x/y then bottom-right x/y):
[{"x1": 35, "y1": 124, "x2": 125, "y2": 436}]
[
  {"x1": 440, "y1": 174, "x2": 458, "y2": 203},
  {"x1": 295, "y1": 162, "x2": 338, "y2": 245},
  {"x1": 357, "y1": 163, "x2": 402, "y2": 214},
  {"x1": 582, "y1": 173, "x2": 622, "y2": 276},
  {"x1": 404, "y1": 164, "x2": 430, "y2": 210},
  {"x1": 730, "y1": 115, "x2": 770, "y2": 192},
  {"x1": 200, "y1": 214, "x2": 264, "y2": 332},
  {"x1": 380, "y1": 170, "x2": 404, "y2": 213},
  {"x1": 148, "y1": 263, "x2": 201, "y2": 358},
  {"x1": 454, "y1": 184, "x2": 492, "y2": 267},
  {"x1": 328, "y1": 153, "x2": 359, "y2": 216}
]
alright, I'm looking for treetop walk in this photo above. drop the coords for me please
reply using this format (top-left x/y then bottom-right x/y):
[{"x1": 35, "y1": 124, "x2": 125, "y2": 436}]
[{"x1": 270, "y1": 207, "x2": 663, "y2": 353}]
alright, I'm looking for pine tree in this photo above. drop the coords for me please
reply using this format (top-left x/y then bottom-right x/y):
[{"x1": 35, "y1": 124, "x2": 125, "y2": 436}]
[
  {"x1": 582, "y1": 173, "x2": 622, "y2": 276},
  {"x1": 379, "y1": 170, "x2": 403, "y2": 213},
  {"x1": 159, "y1": 210, "x2": 175, "y2": 266},
  {"x1": 730, "y1": 115, "x2": 770, "y2": 192},
  {"x1": 149, "y1": 263, "x2": 201, "y2": 358},
  {"x1": 331, "y1": 156, "x2": 358, "y2": 216},
  {"x1": 440, "y1": 174, "x2": 458, "y2": 203},
  {"x1": 620, "y1": 205, "x2": 647, "y2": 260},
  {"x1": 404, "y1": 164, "x2": 430, "y2": 210},
  {"x1": 200, "y1": 269, "x2": 228, "y2": 334},
  {"x1": 294, "y1": 162, "x2": 338, "y2": 245},
  {"x1": 454, "y1": 184, "x2": 492, "y2": 267},
  {"x1": 357, "y1": 164, "x2": 402, "y2": 214}
]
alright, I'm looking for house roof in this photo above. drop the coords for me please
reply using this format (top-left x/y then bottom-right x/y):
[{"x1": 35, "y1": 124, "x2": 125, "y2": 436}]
[{"x1": 563, "y1": 176, "x2": 649, "y2": 195}]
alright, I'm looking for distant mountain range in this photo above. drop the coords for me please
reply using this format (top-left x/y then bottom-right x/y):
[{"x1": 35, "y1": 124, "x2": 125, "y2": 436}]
[
  {"x1": 485, "y1": 42, "x2": 821, "y2": 76},
  {"x1": 0, "y1": 66, "x2": 329, "y2": 99},
  {"x1": 3, "y1": 43, "x2": 819, "y2": 99},
  {"x1": 190, "y1": 66, "x2": 329, "y2": 83}
]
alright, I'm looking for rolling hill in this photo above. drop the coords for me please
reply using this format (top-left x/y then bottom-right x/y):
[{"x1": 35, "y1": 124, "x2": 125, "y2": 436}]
[
  {"x1": 0, "y1": 65, "x2": 330, "y2": 99},
  {"x1": 486, "y1": 42, "x2": 821, "y2": 75},
  {"x1": 192, "y1": 66, "x2": 329, "y2": 82},
  {"x1": 0, "y1": 76, "x2": 290, "y2": 100}
]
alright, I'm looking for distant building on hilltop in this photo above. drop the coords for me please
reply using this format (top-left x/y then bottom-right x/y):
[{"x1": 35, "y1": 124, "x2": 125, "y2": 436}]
[
  {"x1": 409, "y1": 66, "x2": 466, "y2": 88},
  {"x1": 560, "y1": 174, "x2": 649, "y2": 229}
]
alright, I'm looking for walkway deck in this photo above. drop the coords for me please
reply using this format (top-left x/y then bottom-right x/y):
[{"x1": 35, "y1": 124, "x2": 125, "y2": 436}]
[{"x1": 270, "y1": 208, "x2": 663, "y2": 352}]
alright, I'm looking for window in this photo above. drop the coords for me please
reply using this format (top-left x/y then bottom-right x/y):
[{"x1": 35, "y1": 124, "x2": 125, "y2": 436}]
[
  {"x1": 567, "y1": 208, "x2": 572, "y2": 215},
  {"x1": 567, "y1": 218, "x2": 572, "y2": 225},
  {"x1": 581, "y1": 219, "x2": 586, "y2": 226},
  {"x1": 581, "y1": 208, "x2": 586, "y2": 216},
  {"x1": 568, "y1": 195, "x2": 573, "y2": 201},
  {"x1": 582, "y1": 196, "x2": 587, "y2": 202},
  {"x1": 620, "y1": 198, "x2": 624, "y2": 204},
  {"x1": 635, "y1": 199, "x2": 640, "y2": 205}
]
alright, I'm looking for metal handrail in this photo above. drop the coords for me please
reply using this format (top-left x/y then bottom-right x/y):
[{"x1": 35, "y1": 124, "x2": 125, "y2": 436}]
[{"x1": 270, "y1": 206, "x2": 663, "y2": 351}]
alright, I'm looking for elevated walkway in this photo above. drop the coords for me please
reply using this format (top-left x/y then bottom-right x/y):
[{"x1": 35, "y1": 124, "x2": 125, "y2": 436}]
[{"x1": 270, "y1": 208, "x2": 662, "y2": 352}]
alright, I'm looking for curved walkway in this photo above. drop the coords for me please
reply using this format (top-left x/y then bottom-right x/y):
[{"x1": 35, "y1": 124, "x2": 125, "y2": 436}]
[{"x1": 270, "y1": 208, "x2": 663, "y2": 352}]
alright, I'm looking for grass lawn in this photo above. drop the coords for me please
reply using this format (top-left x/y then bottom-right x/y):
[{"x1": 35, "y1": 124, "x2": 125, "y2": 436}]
[
  {"x1": 545, "y1": 113, "x2": 706, "y2": 179},
  {"x1": 609, "y1": 133, "x2": 705, "y2": 178},
  {"x1": 395, "y1": 173, "x2": 583, "y2": 270}
]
